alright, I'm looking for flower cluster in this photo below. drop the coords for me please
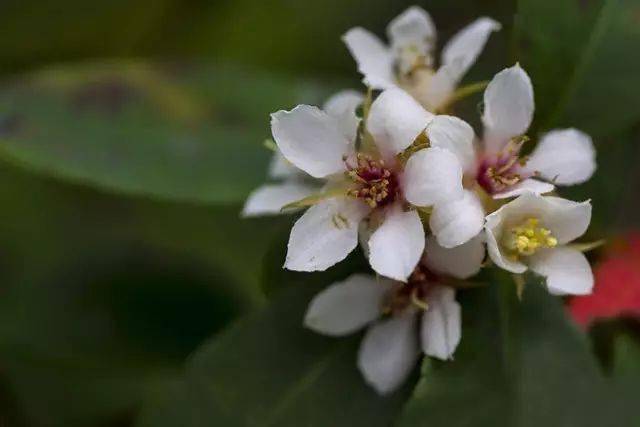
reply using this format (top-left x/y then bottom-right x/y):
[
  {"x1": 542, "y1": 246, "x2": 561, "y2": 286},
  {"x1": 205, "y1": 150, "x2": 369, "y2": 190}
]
[{"x1": 243, "y1": 6, "x2": 597, "y2": 395}]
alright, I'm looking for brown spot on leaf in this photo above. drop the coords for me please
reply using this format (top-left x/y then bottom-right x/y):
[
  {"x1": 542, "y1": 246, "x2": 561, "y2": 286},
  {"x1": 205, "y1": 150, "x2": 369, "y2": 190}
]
[
  {"x1": 0, "y1": 114, "x2": 23, "y2": 138},
  {"x1": 71, "y1": 79, "x2": 138, "y2": 115}
]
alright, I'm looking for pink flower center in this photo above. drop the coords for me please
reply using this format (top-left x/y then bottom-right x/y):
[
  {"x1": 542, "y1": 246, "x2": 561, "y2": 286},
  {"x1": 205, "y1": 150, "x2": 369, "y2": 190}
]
[
  {"x1": 345, "y1": 154, "x2": 400, "y2": 208},
  {"x1": 477, "y1": 138, "x2": 532, "y2": 194}
]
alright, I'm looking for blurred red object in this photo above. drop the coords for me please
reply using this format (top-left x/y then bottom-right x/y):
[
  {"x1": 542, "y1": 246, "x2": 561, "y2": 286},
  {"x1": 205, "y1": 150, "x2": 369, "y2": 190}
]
[{"x1": 568, "y1": 232, "x2": 640, "y2": 327}]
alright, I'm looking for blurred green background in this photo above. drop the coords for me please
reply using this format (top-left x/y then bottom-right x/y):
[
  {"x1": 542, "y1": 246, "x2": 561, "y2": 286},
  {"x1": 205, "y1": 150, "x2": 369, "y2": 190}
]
[{"x1": 0, "y1": 0, "x2": 638, "y2": 426}]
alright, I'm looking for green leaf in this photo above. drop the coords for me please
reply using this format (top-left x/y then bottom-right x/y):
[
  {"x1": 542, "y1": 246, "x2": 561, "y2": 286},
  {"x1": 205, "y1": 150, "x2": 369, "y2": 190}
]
[
  {"x1": 600, "y1": 334, "x2": 640, "y2": 425},
  {"x1": 0, "y1": 61, "x2": 328, "y2": 205},
  {"x1": 515, "y1": 0, "x2": 607, "y2": 130},
  {"x1": 0, "y1": 226, "x2": 244, "y2": 427},
  {"x1": 612, "y1": 333, "x2": 640, "y2": 379},
  {"x1": 0, "y1": 157, "x2": 288, "y2": 426},
  {"x1": 136, "y1": 283, "x2": 412, "y2": 427},
  {"x1": 516, "y1": 0, "x2": 640, "y2": 136},
  {"x1": 0, "y1": 272, "x2": 231, "y2": 427},
  {"x1": 135, "y1": 380, "x2": 202, "y2": 427},
  {"x1": 560, "y1": 0, "x2": 640, "y2": 136},
  {"x1": 398, "y1": 274, "x2": 612, "y2": 427}
]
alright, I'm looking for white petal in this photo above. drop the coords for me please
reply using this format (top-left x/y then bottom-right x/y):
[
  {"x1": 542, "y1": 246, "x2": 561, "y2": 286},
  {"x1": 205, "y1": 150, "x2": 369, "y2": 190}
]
[
  {"x1": 441, "y1": 17, "x2": 501, "y2": 84},
  {"x1": 492, "y1": 178, "x2": 555, "y2": 200},
  {"x1": 368, "y1": 207, "x2": 425, "y2": 282},
  {"x1": 343, "y1": 28, "x2": 395, "y2": 89},
  {"x1": 304, "y1": 274, "x2": 393, "y2": 336},
  {"x1": 271, "y1": 105, "x2": 353, "y2": 178},
  {"x1": 387, "y1": 6, "x2": 436, "y2": 56},
  {"x1": 403, "y1": 147, "x2": 464, "y2": 207},
  {"x1": 242, "y1": 183, "x2": 318, "y2": 217},
  {"x1": 323, "y1": 90, "x2": 364, "y2": 117},
  {"x1": 421, "y1": 63, "x2": 457, "y2": 111},
  {"x1": 429, "y1": 190, "x2": 485, "y2": 248},
  {"x1": 482, "y1": 65, "x2": 534, "y2": 143},
  {"x1": 424, "y1": 234, "x2": 485, "y2": 280},
  {"x1": 529, "y1": 247, "x2": 594, "y2": 295},
  {"x1": 421, "y1": 286, "x2": 461, "y2": 360},
  {"x1": 426, "y1": 115, "x2": 477, "y2": 172},
  {"x1": 358, "y1": 312, "x2": 419, "y2": 395},
  {"x1": 367, "y1": 88, "x2": 433, "y2": 158},
  {"x1": 268, "y1": 151, "x2": 303, "y2": 180},
  {"x1": 484, "y1": 203, "x2": 527, "y2": 274},
  {"x1": 323, "y1": 90, "x2": 364, "y2": 142},
  {"x1": 285, "y1": 198, "x2": 369, "y2": 271},
  {"x1": 527, "y1": 128, "x2": 596, "y2": 186},
  {"x1": 543, "y1": 196, "x2": 592, "y2": 245},
  {"x1": 485, "y1": 229, "x2": 527, "y2": 273},
  {"x1": 358, "y1": 218, "x2": 374, "y2": 259}
]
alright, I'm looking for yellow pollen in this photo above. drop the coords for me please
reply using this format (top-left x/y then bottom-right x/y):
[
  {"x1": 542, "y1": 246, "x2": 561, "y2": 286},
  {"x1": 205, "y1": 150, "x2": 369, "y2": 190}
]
[{"x1": 505, "y1": 218, "x2": 558, "y2": 256}]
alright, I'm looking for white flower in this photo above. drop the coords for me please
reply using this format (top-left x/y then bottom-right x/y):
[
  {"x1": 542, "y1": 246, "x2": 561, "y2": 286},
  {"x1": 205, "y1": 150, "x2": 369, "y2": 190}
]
[
  {"x1": 485, "y1": 192, "x2": 594, "y2": 295},
  {"x1": 304, "y1": 235, "x2": 484, "y2": 394},
  {"x1": 425, "y1": 65, "x2": 597, "y2": 248},
  {"x1": 477, "y1": 64, "x2": 597, "y2": 199},
  {"x1": 409, "y1": 116, "x2": 486, "y2": 249},
  {"x1": 242, "y1": 90, "x2": 363, "y2": 217},
  {"x1": 272, "y1": 88, "x2": 473, "y2": 281},
  {"x1": 343, "y1": 6, "x2": 500, "y2": 111}
]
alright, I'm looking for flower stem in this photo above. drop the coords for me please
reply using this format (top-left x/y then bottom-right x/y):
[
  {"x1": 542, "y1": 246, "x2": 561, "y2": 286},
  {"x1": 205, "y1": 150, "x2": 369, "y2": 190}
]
[{"x1": 440, "y1": 80, "x2": 489, "y2": 112}]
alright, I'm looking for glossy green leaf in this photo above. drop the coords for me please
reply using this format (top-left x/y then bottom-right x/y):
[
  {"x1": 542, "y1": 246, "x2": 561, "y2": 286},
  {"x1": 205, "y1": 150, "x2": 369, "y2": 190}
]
[
  {"x1": 0, "y1": 61, "x2": 328, "y2": 205},
  {"x1": 136, "y1": 283, "x2": 412, "y2": 427},
  {"x1": 516, "y1": 0, "x2": 640, "y2": 136},
  {"x1": 515, "y1": 0, "x2": 606, "y2": 130},
  {"x1": 560, "y1": 0, "x2": 640, "y2": 136}
]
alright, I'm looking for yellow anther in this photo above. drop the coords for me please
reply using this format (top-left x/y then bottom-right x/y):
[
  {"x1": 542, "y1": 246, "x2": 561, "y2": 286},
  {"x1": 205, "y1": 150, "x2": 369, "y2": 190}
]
[
  {"x1": 331, "y1": 213, "x2": 350, "y2": 229},
  {"x1": 505, "y1": 217, "x2": 558, "y2": 257},
  {"x1": 410, "y1": 288, "x2": 429, "y2": 311}
]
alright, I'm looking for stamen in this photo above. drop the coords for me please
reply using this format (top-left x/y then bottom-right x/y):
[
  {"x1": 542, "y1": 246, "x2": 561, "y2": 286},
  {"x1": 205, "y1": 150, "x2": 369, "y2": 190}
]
[
  {"x1": 495, "y1": 155, "x2": 519, "y2": 175},
  {"x1": 331, "y1": 213, "x2": 349, "y2": 230},
  {"x1": 477, "y1": 135, "x2": 533, "y2": 194},
  {"x1": 504, "y1": 217, "x2": 558, "y2": 257},
  {"x1": 344, "y1": 153, "x2": 398, "y2": 208},
  {"x1": 410, "y1": 288, "x2": 429, "y2": 311},
  {"x1": 383, "y1": 264, "x2": 438, "y2": 315}
]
